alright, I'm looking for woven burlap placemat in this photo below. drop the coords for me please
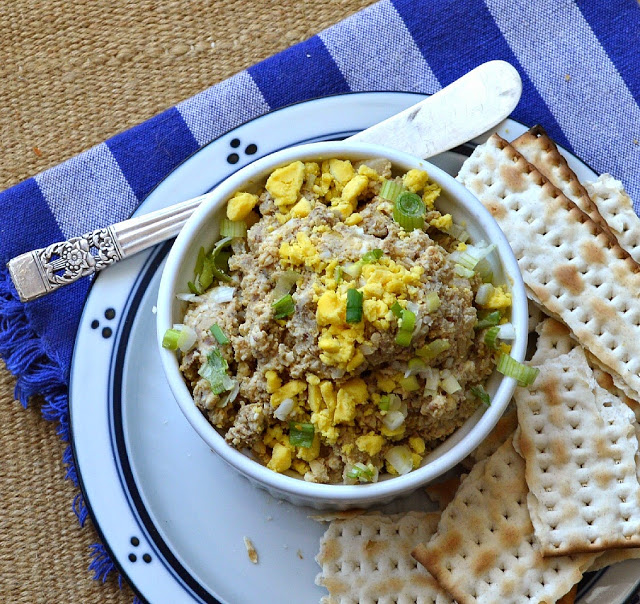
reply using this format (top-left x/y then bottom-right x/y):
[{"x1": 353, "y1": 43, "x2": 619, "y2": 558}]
[{"x1": 0, "y1": 1, "x2": 374, "y2": 601}]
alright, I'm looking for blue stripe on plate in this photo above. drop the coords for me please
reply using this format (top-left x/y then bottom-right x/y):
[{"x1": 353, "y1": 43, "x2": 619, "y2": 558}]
[
  {"x1": 577, "y1": 0, "x2": 640, "y2": 104},
  {"x1": 390, "y1": 0, "x2": 571, "y2": 150},
  {"x1": 248, "y1": 35, "x2": 350, "y2": 109},
  {"x1": 319, "y1": 0, "x2": 441, "y2": 94},
  {"x1": 0, "y1": 178, "x2": 63, "y2": 261},
  {"x1": 106, "y1": 107, "x2": 200, "y2": 201}
]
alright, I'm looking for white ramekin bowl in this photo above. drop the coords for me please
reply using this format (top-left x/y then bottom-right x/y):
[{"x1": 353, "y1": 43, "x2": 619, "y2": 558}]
[{"x1": 157, "y1": 141, "x2": 527, "y2": 510}]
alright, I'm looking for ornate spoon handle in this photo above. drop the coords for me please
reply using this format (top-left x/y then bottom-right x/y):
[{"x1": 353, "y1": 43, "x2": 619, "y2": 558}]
[
  {"x1": 7, "y1": 61, "x2": 522, "y2": 303},
  {"x1": 7, "y1": 194, "x2": 207, "y2": 302}
]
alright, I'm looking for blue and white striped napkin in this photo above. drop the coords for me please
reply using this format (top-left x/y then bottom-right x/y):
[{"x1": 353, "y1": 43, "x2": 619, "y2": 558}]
[{"x1": 0, "y1": 0, "x2": 638, "y2": 585}]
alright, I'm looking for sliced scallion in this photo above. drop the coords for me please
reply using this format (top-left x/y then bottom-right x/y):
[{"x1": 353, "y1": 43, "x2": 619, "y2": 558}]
[
  {"x1": 408, "y1": 357, "x2": 428, "y2": 373},
  {"x1": 210, "y1": 323, "x2": 229, "y2": 345},
  {"x1": 440, "y1": 374, "x2": 462, "y2": 394},
  {"x1": 390, "y1": 301, "x2": 404, "y2": 318},
  {"x1": 471, "y1": 385, "x2": 491, "y2": 406},
  {"x1": 194, "y1": 246, "x2": 206, "y2": 278},
  {"x1": 199, "y1": 349, "x2": 234, "y2": 395},
  {"x1": 272, "y1": 294, "x2": 295, "y2": 319},
  {"x1": 334, "y1": 266, "x2": 343, "y2": 284},
  {"x1": 361, "y1": 249, "x2": 383, "y2": 264},
  {"x1": 346, "y1": 288, "x2": 364, "y2": 323},
  {"x1": 425, "y1": 292, "x2": 441, "y2": 312},
  {"x1": 378, "y1": 395, "x2": 390, "y2": 411},
  {"x1": 484, "y1": 325, "x2": 500, "y2": 349},
  {"x1": 395, "y1": 308, "x2": 416, "y2": 347},
  {"x1": 220, "y1": 218, "x2": 247, "y2": 238},
  {"x1": 475, "y1": 310, "x2": 502, "y2": 330},
  {"x1": 415, "y1": 339, "x2": 450, "y2": 360},
  {"x1": 399, "y1": 375, "x2": 420, "y2": 392},
  {"x1": 497, "y1": 353, "x2": 540, "y2": 387},
  {"x1": 209, "y1": 237, "x2": 233, "y2": 283},
  {"x1": 273, "y1": 270, "x2": 301, "y2": 300},
  {"x1": 289, "y1": 422, "x2": 315, "y2": 448},
  {"x1": 393, "y1": 191, "x2": 425, "y2": 231},
  {"x1": 162, "y1": 328, "x2": 181, "y2": 350},
  {"x1": 454, "y1": 264, "x2": 475, "y2": 278},
  {"x1": 380, "y1": 179, "x2": 405, "y2": 202}
]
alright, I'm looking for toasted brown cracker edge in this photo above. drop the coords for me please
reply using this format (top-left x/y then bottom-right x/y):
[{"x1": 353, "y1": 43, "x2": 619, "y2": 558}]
[{"x1": 511, "y1": 125, "x2": 617, "y2": 246}]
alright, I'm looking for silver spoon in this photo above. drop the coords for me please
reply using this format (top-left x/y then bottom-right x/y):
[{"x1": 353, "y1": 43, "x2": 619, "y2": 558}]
[{"x1": 7, "y1": 60, "x2": 521, "y2": 302}]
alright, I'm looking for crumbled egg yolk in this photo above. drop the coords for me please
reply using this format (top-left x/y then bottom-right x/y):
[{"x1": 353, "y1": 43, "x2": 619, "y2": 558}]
[
  {"x1": 481, "y1": 285, "x2": 512, "y2": 310},
  {"x1": 429, "y1": 213, "x2": 453, "y2": 231},
  {"x1": 227, "y1": 192, "x2": 259, "y2": 221},
  {"x1": 266, "y1": 161, "x2": 305, "y2": 207},
  {"x1": 403, "y1": 169, "x2": 430, "y2": 193}
]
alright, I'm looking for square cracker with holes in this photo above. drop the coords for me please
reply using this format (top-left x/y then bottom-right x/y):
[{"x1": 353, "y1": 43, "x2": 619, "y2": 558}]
[
  {"x1": 412, "y1": 437, "x2": 596, "y2": 604},
  {"x1": 315, "y1": 511, "x2": 453, "y2": 604},
  {"x1": 457, "y1": 134, "x2": 640, "y2": 401},
  {"x1": 515, "y1": 346, "x2": 640, "y2": 555}
]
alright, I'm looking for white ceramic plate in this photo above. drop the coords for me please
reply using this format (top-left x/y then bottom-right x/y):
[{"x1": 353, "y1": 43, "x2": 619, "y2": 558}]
[{"x1": 70, "y1": 91, "x2": 640, "y2": 604}]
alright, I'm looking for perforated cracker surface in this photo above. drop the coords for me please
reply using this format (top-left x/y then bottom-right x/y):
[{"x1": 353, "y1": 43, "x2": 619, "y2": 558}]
[
  {"x1": 457, "y1": 134, "x2": 640, "y2": 400},
  {"x1": 412, "y1": 437, "x2": 595, "y2": 604},
  {"x1": 515, "y1": 347, "x2": 640, "y2": 555},
  {"x1": 510, "y1": 126, "x2": 614, "y2": 242},
  {"x1": 316, "y1": 511, "x2": 453, "y2": 604},
  {"x1": 585, "y1": 174, "x2": 640, "y2": 264}
]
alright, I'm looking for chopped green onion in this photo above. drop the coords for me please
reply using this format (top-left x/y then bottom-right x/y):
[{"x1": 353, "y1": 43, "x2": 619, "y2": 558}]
[
  {"x1": 385, "y1": 446, "x2": 413, "y2": 475},
  {"x1": 289, "y1": 422, "x2": 315, "y2": 448},
  {"x1": 395, "y1": 308, "x2": 416, "y2": 347},
  {"x1": 415, "y1": 339, "x2": 451, "y2": 360},
  {"x1": 162, "y1": 328, "x2": 181, "y2": 350},
  {"x1": 440, "y1": 374, "x2": 461, "y2": 394},
  {"x1": 497, "y1": 353, "x2": 540, "y2": 387},
  {"x1": 378, "y1": 395, "x2": 390, "y2": 411},
  {"x1": 361, "y1": 249, "x2": 383, "y2": 264},
  {"x1": 475, "y1": 283, "x2": 495, "y2": 306},
  {"x1": 220, "y1": 218, "x2": 247, "y2": 238},
  {"x1": 390, "y1": 301, "x2": 404, "y2": 318},
  {"x1": 484, "y1": 326, "x2": 500, "y2": 350},
  {"x1": 272, "y1": 294, "x2": 295, "y2": 319},
  {"x1": 475, "y1": 310, "x2": 502, "y2": 330},
  {"x1": 346, "y1": 288, "x2": 364, "y2": 323},
  {"x1": 481, "y1": 270, "x2": 494, "y2": 284},
  {"x1": 199, "y1": 349, "x2": 234, "y2": 395},
  {"x1": 346, "y1": 462, "x2": 376, "y2": 482},
  {"x1": 380, "y1": 179, "x2": 405, "y2": 202},
  {"x1": 187, "y1": 280, "x2": 199, "y2": 295},
  {"x1": 399, "y1": 375, "x2": 420, "y2": 392},
  {"x1": 334, "y1": 266, "x2": 343, "y2": 284},
  {"x1": 215, "y1": 251, "x2": 231, "y2": 273},
  {"x1": 445, "y1": 222, "x2": 470, "y2": 242},
  {"x1": 199, "y1": 257, "x2": 214, "y2": 291},
  {"x1": 273, "y1": 270, "x2": 301, "y2": 300},
  {"x1": 342, "y1": 262, "x2": 362, "y2": 279},
  {"x1": 209, "y1": 237, "x2": 233, "y2": 283},
  {"x1": 471, "y1": 385, "x2": 491, "y2": 406},
  {"x1": 393, "y1": 191, "x2": 425, "y2": 231},
  {"x1": 425, "y1": 292, "x2": 441, "y2": 312},
  {"x1": 210, "y1": 324, "x2": 229, "y2": 345},
  {"x1": 194, "y1": 246, "x2": 206, "y2": 278},
  {"x1": 408, "y1": 358, "x2": 428, "y2": 373},
  {"x1": 454, "y1": 264, "x2": 475, "y2": 278}
]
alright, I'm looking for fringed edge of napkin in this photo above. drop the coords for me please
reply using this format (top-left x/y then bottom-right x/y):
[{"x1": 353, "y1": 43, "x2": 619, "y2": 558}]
[{"x1": 0, "y1": 266, "x2": 134, "y2": 594}]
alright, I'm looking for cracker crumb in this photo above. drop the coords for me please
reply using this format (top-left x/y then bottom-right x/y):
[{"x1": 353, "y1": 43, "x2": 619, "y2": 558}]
[
  {"x1": 243, "y1": 536, "x2": 258, "y2": 564},
  {"x1": 32, "y1": 146, "x2": 42, "y2": 157},
  {"x1": 634, "y1": 138, "x2": 639, "y2": 146},
  {"x1": 297, "y1": 549, "x2": 304, "y2": 560},
  {"x1": 565, "y1": 74, "x2": 571, "y2": 82}
]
